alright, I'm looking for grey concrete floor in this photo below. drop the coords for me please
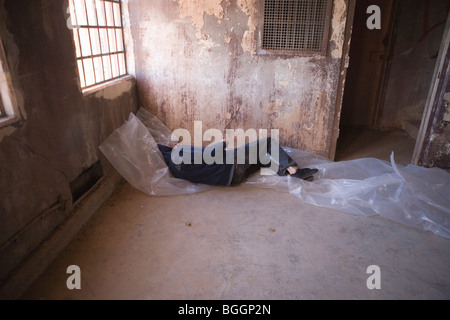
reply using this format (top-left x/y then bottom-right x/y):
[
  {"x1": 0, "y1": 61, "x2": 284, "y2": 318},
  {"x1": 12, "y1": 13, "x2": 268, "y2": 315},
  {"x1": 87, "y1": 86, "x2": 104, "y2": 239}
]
[
  {"x1": 335, "y1": 127, "x2": 417, "y2": 166},
  {"x1": 21, "y1": 129, "x2": 450, "y2": 300}
]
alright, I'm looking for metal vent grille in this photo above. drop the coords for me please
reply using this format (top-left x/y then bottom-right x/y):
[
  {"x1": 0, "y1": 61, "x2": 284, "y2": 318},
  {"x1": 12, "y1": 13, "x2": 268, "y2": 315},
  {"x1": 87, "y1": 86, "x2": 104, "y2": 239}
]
[{"x1": 262, "y1": 0, "x2": 330, "y2": 52}]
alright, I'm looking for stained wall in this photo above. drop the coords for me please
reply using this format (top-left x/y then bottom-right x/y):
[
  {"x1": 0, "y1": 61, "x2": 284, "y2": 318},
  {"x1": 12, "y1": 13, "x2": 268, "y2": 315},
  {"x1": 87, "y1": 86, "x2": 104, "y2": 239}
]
[
  {"x1": 0, "y1": 0, "x2": 138, "y2": 286},
  {"x1": 129, "y1": 0, "x2": 350, "y2": 156}
]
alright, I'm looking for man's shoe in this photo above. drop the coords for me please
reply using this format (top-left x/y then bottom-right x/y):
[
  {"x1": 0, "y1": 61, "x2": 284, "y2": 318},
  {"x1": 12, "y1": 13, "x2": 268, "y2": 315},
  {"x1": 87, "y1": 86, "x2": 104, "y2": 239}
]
[{"x1": 291, "y1": 168, "x2": 319, "y2": 180}]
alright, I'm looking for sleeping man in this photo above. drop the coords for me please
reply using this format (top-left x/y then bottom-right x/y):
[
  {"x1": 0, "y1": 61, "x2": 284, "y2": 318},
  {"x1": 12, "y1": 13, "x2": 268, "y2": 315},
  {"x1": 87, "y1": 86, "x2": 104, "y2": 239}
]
[{"x1": 157, "y1": 137, "x2": 318, "y2": 187}]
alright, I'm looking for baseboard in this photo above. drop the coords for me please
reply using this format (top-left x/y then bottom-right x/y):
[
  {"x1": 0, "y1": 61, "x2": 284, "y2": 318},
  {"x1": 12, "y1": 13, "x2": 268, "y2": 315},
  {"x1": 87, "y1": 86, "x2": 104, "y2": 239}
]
[{"x1": 0, "y1": 171, "x2": 124, "y2": 300}]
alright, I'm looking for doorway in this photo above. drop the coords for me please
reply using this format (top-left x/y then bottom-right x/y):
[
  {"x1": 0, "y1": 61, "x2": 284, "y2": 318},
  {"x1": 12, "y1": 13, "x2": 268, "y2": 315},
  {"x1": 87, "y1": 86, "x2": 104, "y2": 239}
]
[
  {"x1": 335, "y1": 0, "x2": 450, "y2": 166},
  {"x1": 335, "y1": 0, "x2": 408, "y2": 163}
]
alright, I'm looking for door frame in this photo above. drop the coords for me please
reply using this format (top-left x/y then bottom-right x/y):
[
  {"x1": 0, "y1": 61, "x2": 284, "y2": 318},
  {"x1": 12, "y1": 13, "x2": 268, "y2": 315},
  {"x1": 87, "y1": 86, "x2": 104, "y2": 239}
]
[
  {"x1": 412, "y1": 11, "x2": 450, "y2": 166},
  {"x1": 328, "y1": 0, "x2": 356, "y2": 160},
  {"x1": 329, "y1": 0, "x2": 399, "y2": 160}
]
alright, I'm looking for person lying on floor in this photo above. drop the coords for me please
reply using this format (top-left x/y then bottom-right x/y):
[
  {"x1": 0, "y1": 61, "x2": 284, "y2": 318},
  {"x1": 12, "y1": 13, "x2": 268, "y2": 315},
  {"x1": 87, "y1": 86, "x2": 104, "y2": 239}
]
[{"x1": 157, "y1": 137, "x2": 318, "y2": 186}]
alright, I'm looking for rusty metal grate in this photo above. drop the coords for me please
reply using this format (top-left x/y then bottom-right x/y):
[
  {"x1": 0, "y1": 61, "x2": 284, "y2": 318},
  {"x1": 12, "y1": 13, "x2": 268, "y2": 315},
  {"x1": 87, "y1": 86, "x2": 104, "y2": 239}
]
[
  {"x1": 262, "y1": 0, "x2": 331, "y2": 53},
  {"x1": 68, "y1": 0, "x2": 127, "y2": 89}
]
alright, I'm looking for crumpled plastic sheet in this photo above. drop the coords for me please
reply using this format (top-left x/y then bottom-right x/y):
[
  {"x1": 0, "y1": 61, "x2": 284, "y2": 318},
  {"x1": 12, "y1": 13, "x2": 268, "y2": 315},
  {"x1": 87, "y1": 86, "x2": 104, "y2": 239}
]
[{"x1": 99, "y1": 108, "x2": 450, "y2": 239}]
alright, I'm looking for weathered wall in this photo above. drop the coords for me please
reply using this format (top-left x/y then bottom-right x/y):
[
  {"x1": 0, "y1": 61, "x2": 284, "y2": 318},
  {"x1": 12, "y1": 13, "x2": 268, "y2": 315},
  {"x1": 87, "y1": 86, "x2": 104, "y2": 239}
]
[
  {"x1": 0, "y1": 0, "x2": 138, "y2": 285},
  {"x1": 422, "y1": 80, "x2": 450, "y2": 168},
  {"x1": 129, "y1": 0, "x2": 349, "y2": 155},
  {"x1": 419, "y1": 22, "x2": 450, "y2": 169},
  {"x1": 379, "y1": 0, "x2": 449, "y2": 129}
]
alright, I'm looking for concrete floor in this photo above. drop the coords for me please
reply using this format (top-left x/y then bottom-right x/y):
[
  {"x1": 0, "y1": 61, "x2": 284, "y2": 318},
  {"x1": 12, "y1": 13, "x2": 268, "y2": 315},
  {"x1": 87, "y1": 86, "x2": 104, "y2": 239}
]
[
  {"x1": 335, "y1": 127, "x2": 417, "y2": 166},
  {"x1": 21, "y1": 129, "x2": 450, "y2": 300}
]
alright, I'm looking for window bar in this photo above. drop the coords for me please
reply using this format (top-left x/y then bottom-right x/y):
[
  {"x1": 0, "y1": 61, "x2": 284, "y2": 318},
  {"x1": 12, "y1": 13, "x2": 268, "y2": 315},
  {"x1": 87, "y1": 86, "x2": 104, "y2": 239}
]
[
  {"x1": 83, "y1": 0, "x2": 97, "y2": 85},
  {"x1": 96, "y1": 0, "x2": 109, "y2": 82},
  {"x1": 117, "y1": 0, "x2": 128, "y2": 75},
  {"x1": 92, "y1": 0, "x2": 106, "y2": 82},
  {"x1": 103, "y1": 0, "x2": 114, "y2": 80},
  {"x1": 110, "y1": 1, "x2": 121, "y2": 77},
  {"x1": 72, "y1": 51, "x2": 122, "y2": 59},
  {"x1": 72, "y1": 0, "x2": 88, "y2": 87},
  {"x1": 71, "y1": 24, "x2": 123, "y2": 29}
]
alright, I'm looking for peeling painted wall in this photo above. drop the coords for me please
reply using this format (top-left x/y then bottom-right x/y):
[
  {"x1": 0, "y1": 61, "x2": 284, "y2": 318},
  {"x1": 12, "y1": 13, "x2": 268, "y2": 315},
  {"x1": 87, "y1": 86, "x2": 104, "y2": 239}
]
[
  {"x1": 179, "y1": 0, "x2": 225, "y2": 39},
  {"x1": 129, "y1": 0, "x2": 349, "y2": 156},
  {"x1": 0, "y1": 0, "x2": 138, "y2": 285}
]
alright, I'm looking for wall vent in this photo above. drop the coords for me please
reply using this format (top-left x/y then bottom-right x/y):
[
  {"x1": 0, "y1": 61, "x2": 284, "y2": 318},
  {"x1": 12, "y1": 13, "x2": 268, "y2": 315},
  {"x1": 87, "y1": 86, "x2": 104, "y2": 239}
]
[{"x1": 262, "y1": 0, "x2": 332, "y2": 54}]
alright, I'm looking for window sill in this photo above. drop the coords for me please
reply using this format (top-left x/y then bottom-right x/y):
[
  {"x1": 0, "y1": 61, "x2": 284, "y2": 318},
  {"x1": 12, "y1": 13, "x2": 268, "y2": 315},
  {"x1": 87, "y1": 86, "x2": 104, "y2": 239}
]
[
  {"x1": 81, "y1": 75, "x2": 134, "y2": 97},
  {"x1": 0, "y1": 114, "x2": 24, "y2": 143},
  {"x1": 0, "y1": 114, "x2": 20, "y2": 128}
]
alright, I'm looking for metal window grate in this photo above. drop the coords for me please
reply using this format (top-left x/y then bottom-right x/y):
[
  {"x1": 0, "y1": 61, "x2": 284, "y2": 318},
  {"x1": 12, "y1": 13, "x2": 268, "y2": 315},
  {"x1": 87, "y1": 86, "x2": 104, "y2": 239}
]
[
  {"x1": 68, "y1": 0, "x2": 127, "y2": 89},
  {"x1": 262, "y1": 0, "x2": 331, "y2": 53}
]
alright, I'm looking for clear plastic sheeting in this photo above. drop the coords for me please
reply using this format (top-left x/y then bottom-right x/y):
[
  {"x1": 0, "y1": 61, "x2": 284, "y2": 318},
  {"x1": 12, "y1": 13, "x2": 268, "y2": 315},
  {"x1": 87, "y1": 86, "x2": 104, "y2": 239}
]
[
  {"x1": 136, "y1": 108, "x2": 174, "y2": 146},
  {"x1": 99, "y1": 109, "x2": 450, "y2": 239},
  {"x1": 286, "y1": 152, "x2": 449, "y2": 238},
  {"x1": 99, "y1": 111, "x2": 212, "y2": 196}
]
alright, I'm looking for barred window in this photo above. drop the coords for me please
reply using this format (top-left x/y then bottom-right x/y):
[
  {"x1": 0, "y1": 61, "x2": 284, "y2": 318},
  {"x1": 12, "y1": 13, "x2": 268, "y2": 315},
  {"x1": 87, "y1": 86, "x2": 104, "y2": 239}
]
[
  {"x1": 0, "y1": 34, "x2": 24, "y2": 139},
  {"x1": 262, "y1": 0, "x2": 332, "y2": 54},
  {"x1": 68, "y1": 0, "x2": 127, "y2": 89},
  {"x1": 0, "y1": 36, "x2": 20, "y2": 124},
  {"x1": 0, "y1": 40, "x2": 8, "y2": 119}
]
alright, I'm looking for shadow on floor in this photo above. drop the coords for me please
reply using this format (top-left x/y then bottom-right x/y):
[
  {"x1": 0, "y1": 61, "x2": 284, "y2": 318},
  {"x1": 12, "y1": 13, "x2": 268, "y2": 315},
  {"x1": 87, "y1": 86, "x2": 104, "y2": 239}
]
[{"x1": 335, "y1": 127, "x2": 416, "y2": 166}]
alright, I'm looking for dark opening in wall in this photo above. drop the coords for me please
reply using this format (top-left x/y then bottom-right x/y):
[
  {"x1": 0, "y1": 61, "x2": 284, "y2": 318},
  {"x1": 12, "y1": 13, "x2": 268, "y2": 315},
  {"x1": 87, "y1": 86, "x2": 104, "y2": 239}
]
[{"x1": 70, "y1": 161, "x2": 104, "y2": 203}]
